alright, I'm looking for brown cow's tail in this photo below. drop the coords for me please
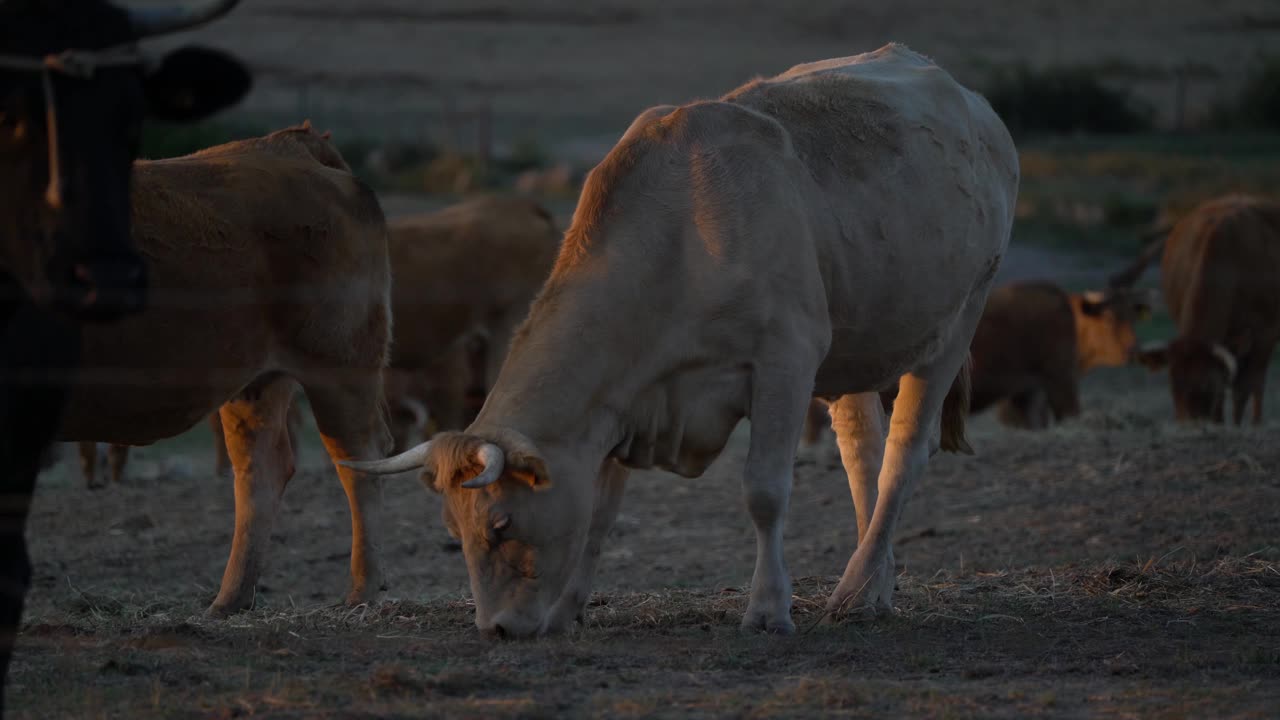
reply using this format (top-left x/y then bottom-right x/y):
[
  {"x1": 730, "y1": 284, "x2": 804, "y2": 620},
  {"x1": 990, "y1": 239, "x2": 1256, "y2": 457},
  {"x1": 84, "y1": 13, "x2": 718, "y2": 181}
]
[{"x1": 940, "y1": 354, "x2": 974, "y2": 455}]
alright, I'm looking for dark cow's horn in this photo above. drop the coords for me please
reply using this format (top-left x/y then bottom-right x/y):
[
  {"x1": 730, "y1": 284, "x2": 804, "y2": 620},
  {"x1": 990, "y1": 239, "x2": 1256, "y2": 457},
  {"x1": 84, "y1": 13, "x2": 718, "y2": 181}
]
[{"x1": 128, "y1": 0, "x2": 243, "y2": 38}]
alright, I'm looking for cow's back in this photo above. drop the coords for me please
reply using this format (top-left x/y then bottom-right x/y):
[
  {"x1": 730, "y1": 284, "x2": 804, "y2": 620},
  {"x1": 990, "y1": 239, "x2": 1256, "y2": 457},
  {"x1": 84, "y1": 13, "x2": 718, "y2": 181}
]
[
  {"x1": 722, "y1": 43, "x2": 1019, "y2": 389},
  {"x1": 1162, "y1": 195, "x2": 1280, "y2": 343}
]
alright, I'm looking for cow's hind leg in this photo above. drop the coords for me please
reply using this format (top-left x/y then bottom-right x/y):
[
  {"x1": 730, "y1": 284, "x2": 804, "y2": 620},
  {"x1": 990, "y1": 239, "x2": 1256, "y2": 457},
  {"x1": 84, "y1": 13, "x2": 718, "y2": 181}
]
[
  {"x1": 209, "y1": 411, "x2": 231, "y2": 478},
  {"x1": 826, "y1": 392, "x2": 890, "y2": 612},
  {"x1": 79, "y1": 441, "x2": 102, "y2": 489},
  {"x1": 826, "y1": 312, "x2": 979, "y2": 617},
  {"x1": 107, "y1": 444, "x2": 129, "y2": 484},
  {"x1": 801, "y1": 398, "x2": 830, "y2": 447},
  {"x1": 209, "y1": 375, "x2": 298, "y2": 615},
  {"x1": 301, "y1": 372, "x2": 392, "y2": 606},
  {"x1": 740, "y1": 367, "x2": 816, "y2": 635}
]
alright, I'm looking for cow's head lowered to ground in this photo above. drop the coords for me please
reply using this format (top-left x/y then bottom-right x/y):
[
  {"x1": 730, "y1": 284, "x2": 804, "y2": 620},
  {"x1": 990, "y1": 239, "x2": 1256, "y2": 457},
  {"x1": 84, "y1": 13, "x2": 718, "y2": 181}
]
[
  {"x1": 345, "y1": 427, "x2": 594, "y2": 637},
  {"x1": 1138, "y1": 337, "x2": 1240, "y2": 422},
  {"x1": 0, "y1": 0, "x2": 250, "y2": 318}
]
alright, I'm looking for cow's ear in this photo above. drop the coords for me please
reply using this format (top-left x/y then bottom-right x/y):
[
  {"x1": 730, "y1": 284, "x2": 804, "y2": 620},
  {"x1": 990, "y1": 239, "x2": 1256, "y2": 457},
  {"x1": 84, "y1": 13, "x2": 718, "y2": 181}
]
[
  {"x1": 1137, "y1": 342, "x2": 1170, "y2": 371},
  {"x1": 144, "y1": 46, "x2": 251, "y2": 123},
  {"x1": 506, "y1": 451, "x2": 552, "y2": 491}
]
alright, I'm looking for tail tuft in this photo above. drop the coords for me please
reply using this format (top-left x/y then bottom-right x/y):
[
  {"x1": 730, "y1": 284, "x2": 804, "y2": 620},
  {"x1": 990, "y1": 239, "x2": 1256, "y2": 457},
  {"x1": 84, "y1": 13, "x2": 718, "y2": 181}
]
[{"x1": 940, "y1": 354, "x2": 974, "y2": 455}]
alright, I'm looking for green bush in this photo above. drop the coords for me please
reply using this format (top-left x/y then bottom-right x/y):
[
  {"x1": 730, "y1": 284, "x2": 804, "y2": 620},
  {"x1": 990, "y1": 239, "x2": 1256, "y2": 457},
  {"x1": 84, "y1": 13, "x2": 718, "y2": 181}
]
[
  {"x1": 1210, "y1": 57, "x2": 1280, "y2": 130},
  {"x1": 985, "y1": 66, "x2": 1154, "y2": 136}
]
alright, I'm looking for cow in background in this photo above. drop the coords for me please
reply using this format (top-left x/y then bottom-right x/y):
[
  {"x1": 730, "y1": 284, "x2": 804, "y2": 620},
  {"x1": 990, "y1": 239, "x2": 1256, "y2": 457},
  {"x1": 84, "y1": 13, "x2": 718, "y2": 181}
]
[
  {"x1": 85, "y1": 195, "x2": 561, "y2": 484},
  {"x1": 1132, "y1": 195, "x2": 1280, "y2": 423},
  {"x1": 803, "y1": 281, "x2": 1153, "y2": 440},
  {"x1": 55, "y1": 124, "x2": 393, "y2": 617},
  {"x1": 383, "y1": 195, "x2": 561, "y2": 449},
  {"x1": 0, "y1": 0, "x2": 248, "y2": 712}
]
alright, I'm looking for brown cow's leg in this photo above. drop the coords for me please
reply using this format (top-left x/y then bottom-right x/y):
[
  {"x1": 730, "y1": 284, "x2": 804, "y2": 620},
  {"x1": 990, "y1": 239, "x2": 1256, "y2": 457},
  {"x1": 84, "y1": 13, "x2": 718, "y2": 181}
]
[
  {"x1": 209, "y1": 411, "x2": 231, "y2": 478},
  {"x1": 209, "y1": 376, "x2": 298, "y2": 616},
  {"x1": 1044, "y1": 375, "x2": 1082, "y2": 424},
  {"x1": 79, "y1": 441, "x2": 102, "y2": 489},
  {"x1": 302, "y1": 375, "x2": 393, "y2": 606},
  {"x1": 1236, "y1": 343, "x2": 1274, "y2": 426},
  {"x1": 107, "y1": 444, "x2": 129, "y2": 485}
]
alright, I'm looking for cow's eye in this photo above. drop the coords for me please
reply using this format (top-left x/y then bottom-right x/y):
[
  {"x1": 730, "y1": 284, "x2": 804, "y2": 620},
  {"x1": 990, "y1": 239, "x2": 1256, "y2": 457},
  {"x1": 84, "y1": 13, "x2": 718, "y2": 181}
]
[{"x1": 492, "y1": 514, "x2": 511, "y2": 534}]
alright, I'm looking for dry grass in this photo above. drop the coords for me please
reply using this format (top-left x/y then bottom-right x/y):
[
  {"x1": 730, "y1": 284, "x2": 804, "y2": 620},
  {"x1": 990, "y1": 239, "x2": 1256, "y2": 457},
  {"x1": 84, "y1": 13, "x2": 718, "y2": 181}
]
[{"x1": 13, "y1": 363, "x2": 1280, "y2": 717}]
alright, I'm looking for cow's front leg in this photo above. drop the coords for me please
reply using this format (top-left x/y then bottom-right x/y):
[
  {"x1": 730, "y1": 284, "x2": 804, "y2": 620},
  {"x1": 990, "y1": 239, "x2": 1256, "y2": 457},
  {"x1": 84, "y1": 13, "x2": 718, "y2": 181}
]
[
  {"x1": 545, "y1": 460, "x2": 628, "y2": 633},
  {"x1": 740, "y1": 371, "x2": 813, "y2": 635}
]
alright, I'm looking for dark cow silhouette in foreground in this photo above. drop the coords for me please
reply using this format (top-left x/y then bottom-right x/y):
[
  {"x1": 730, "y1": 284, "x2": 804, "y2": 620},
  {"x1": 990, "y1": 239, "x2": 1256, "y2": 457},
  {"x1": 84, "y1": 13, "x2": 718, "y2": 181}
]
[
  {"x1": 0, "y1": 0, "x2": 248, "y2": 712},
  {"x1": 1122, "y1": 195, "x2": 1280, "y2": 423}
]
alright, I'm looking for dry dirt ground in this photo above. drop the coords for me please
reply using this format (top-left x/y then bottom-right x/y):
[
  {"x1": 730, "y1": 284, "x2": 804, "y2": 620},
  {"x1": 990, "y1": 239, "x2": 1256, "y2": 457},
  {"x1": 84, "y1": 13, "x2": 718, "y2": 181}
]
[
  {"x1": 12, "y1": 359, "x2": 1280, "y2": 717},
  {"x1": 141, "y1": 0, "x2": 1280, "y2": 142}
]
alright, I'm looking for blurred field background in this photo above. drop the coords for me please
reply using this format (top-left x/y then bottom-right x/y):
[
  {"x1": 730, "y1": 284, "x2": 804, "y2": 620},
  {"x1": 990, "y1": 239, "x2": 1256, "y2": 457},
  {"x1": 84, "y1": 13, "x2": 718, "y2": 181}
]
[
  {"x1": 10, "y1": 3, "x2": 1280, "y2": 717},
  {"x1": 131, "y1": 1, "x2": 1280, "y2": 296}
]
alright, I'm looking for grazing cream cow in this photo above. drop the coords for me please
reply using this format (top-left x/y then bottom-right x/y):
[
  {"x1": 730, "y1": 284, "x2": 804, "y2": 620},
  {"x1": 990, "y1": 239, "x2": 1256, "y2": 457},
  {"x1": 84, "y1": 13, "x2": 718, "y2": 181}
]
[
  {"x1": 351, "y1": 44, "x2": 1019, "y2": 636},
  {"x1": 58, "y1": 123, "x2": 393, "y2": 615},
  {"x1": 1137, "y1": 195, "x2": 1280, "y2": 423}
]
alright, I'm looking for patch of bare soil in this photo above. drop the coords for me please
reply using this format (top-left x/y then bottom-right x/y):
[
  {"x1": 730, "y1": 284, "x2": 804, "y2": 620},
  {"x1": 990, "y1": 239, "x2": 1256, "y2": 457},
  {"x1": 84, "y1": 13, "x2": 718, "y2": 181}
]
[{"x1": 11, "y1": 365, "x2": 1280, "y2": 717}]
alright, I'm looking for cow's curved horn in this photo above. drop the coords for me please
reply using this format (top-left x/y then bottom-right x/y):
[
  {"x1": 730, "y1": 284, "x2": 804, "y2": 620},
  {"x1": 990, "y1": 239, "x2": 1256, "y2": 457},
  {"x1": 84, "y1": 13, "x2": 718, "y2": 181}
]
[
  {"x1": 461, "y1": 443, "x2": 505, "y2": 489},
  {"x1": 129, "y1": 0, "x2": 243, "y2": 38},
  {"x1": 1211, "y1": 343, "x2": 1238, "y2": 382},
  {"x1": 339, "y1": 440, "x2": 435, "y2": 475}
]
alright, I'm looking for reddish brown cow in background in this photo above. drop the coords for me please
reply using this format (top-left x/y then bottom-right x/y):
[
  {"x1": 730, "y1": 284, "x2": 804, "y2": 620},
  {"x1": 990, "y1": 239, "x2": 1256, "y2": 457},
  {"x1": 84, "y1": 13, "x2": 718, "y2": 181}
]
[
  {"x1": 1137, "y1": 195, "x2": 1280, "y2": 423},
  {"x1": 59, "y1": 124, "x2": 393, "y2": 615},
  {"x1": 383, "y1": 195, "x2": 561, "y2": 449},
  {"x1": 178, "y1": 195, "x2": 560, "y2": 478},
  {"x1": 804, "y1": 281, "x2": 1151, "y2": 441}
]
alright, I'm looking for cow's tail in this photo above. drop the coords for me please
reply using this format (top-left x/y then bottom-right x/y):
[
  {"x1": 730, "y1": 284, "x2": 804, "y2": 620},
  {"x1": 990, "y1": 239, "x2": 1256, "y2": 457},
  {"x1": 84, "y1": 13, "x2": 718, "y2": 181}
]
[{"x1": 940, "y1": 353, "x2": 974, "y2": 455}]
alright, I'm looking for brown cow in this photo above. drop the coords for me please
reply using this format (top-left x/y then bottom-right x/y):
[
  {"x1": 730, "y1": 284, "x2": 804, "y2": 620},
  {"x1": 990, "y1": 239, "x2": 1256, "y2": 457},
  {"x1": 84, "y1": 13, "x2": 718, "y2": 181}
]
[
  {"x1": 183, "y1": 195, "x2": 560, "y2": 477},
  {"x1": 383, "y1": 195, "x2": 561, "y2": 449},
  {"x1": 57, "y1": 123, "x2": 393, "y2": 615},
  {"x1": 1138, "y1": 195, "x2": 1280, "y2": 423},
  {"x1": 803, "y1": 281, "x2": 1152, "y2": 439}
]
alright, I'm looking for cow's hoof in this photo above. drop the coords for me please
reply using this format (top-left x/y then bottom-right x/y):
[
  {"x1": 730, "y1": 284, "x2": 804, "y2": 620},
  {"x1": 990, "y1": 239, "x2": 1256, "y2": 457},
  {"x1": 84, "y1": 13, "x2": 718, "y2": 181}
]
[
  {"x1": 344, "y1": 582, "x2": 386, "y2": 607},
  {"x1": 206, "y1": 599, "x2": 250, "y2": 618},
  {"x1": 740, "y1": 611, "x2": 796, "y2": 636}
]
